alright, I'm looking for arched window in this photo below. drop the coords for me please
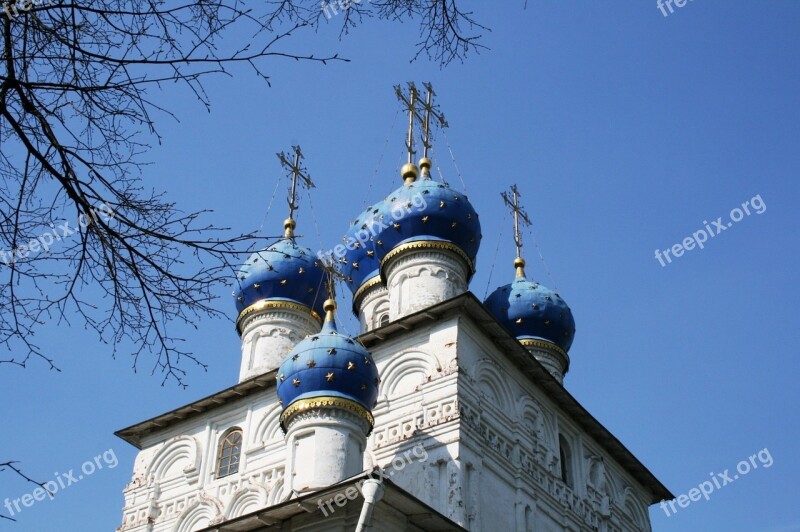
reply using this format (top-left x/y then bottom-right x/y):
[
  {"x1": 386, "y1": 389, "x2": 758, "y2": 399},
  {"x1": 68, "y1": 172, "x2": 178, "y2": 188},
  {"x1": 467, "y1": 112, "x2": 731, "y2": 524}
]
[
  {"x1": 216, "y1": 428, "x2": 243, "y2": 478},
  {"x1": 558, "y1": 434, "x2": 573, "y2": 488},
  {"x1": 379, "y1": 314, "x2": 390, "y2": 327}
]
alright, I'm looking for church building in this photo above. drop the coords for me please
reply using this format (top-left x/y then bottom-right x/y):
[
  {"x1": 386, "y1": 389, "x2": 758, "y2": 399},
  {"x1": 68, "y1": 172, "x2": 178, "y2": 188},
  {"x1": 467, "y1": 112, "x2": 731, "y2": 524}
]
[{"x1": 115, "y1": 83, "x2": 672, "y2": 532}]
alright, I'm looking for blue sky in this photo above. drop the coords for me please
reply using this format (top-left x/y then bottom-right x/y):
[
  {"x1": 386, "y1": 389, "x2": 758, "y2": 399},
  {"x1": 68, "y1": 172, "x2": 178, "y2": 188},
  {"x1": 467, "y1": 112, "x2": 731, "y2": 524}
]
[{"x1": 1, "y1": 1, "x2": 799, "y2": 530}]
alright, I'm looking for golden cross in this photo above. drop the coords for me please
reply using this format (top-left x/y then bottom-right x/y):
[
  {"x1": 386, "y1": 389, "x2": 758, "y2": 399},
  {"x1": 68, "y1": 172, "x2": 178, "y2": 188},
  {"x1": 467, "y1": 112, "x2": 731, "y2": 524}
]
[
  {"x1": 418, "y1": 82, "x2": 448, "y2": 162},
  {"x1": 395, "y1": 82, "x2": 419, "y2": 165},
  {"x1": 277, "y1": 146, "x2": 314, "y2": 237},
  {"x1": 501, "y1": 185, "x2": 532, "y2": 260},
  {"x1": 318, "y1": 255, "x2": 347, "y2": 303}
]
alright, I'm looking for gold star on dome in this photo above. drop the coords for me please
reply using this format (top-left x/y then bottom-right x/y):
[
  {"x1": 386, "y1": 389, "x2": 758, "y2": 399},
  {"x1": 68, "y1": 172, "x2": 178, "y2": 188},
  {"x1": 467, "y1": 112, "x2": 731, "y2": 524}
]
[
  {"x1": 367, "y1": 250, "x2": 375, "y2": 257},
  {"x1": 307, "y1": 360, "x2": 316, "y2": 368},
  {"x1": 253, "y1": 283, "x2": 261, "y2": 289},
  {"x1": 237, "y1": 296, "x2": 243, "y2": 302},
  {"x1": 516, "y1": 318, "x2": 523, "y2": 324},
  {"x1": 292, "y1": 354, "x2": 299, "y2": 361},
  {"x1": 328, "y1": 348, "x2": 337, "y2": 355},
  {"x1": 374, "y1": 377, "x2": 381, "y2": 385},
  {"x1": 308, "y1": 287, "x2": 314, "y2": 293},
  {"x1": 440, "y1": 201, "x2": 446, "y2": 208},
  {"x1": 360, "y1": 383, "x2": 367, "y2": 390},
  {"x1": 393, "y1": 223, "x2": 401, "y2": 230},
  {"x1": 280, "y1": 279, "x2": 287, "y2": 285},
  {"x1": 353, "y1": 262, "x2": 359, "y2": 270},
  {"x1": 544, "y1": 320, "x2": 550, "y2": 325},
  {"x1": 292, "y1": 378, "x2": 301, "y2": 387},
  {"x1": 279, "y1": 374, "x2": 285, "y2": 382},
  {"x1": 421, "y1": 216, "x2": 429, "y2": 223},
  {"x1": 451, "y1": 222, "x2": 457, "y2": 228},
  {"x1": 298, "y1": 267, "x2": 305, "y2": 274},
  {"x1": 347, "y1": 361, "x2": 356, "y2": 370},
  {"x1": 467, "y1": 213, "x2": 473, "y2": 220},
  {"x1": 363, "y1": 357, "x2": 371, "y2": 365},
  {"x1": 326, "y1": 372, "x2": 335, "y2": 382},
  {"x1": 377, "y1": 240, "x2": 383, "y2": 246}
]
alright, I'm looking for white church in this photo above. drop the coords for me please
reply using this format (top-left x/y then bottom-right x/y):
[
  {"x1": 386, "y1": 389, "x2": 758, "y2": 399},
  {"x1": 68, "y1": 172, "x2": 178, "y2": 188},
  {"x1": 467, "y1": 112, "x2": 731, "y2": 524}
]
[{"x1": 115, "y1": 84, "x2": 672, "y2": 532}]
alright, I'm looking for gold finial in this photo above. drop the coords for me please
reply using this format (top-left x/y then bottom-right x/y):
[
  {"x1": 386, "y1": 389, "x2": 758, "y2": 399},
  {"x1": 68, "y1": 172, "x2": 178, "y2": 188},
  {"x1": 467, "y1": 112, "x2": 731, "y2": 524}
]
[
  {"x1": 283, "y1": 218, "x2": 296, "y2": 238},
  {"x1": 401, "y1": 162, "x2": 419, "y2": 182},
  {"x1": 417, "y1": 83, "x2": 448, "y2": 178},
  {"x1": 501, "y1": 185, "x2": 532, "y2": 277},
  {"x1": 395, "y1": 83, "x2": 420, "y2": 183},
  {"x1": 277, "y1": 145, "x2": 314, "y2": 238},
  {"x1": 323, "y1": 298, "x2": 337, "y2": 322},
  {"x1": 514, "y1": 257, "x2": 526, "y2": 278}
]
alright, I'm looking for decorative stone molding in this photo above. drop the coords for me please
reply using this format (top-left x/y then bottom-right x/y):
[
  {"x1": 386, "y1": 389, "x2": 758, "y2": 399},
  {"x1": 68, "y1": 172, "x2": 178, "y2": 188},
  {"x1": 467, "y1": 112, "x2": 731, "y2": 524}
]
[
  {"x1": 173, "y1": 495, "x2": 223, "y2": 532},
  {"x1": 379, "y1": 349, "x2": 441, "y2": 399},
  {"x1": 146, "y1": 436, "x2": 200, "y2": 485}
]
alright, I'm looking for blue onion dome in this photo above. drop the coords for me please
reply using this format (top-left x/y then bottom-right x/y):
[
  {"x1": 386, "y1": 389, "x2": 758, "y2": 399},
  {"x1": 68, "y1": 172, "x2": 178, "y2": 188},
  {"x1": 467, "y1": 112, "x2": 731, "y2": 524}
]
[
  {"x1": 277, "y1": 299, "x2": 380, "y2": 431},
  {"x1": 341, "y1": 199, "x2": 389, "y2": 297},
  {"x1": 484, "y1": 258, "x2": 576, "y2": 353},
  {"x1": 373, "y1": 163, "x2": 482, "y2": 278},
  {"x1": 234, "y1": 218, "x2": 326, "y2": 330}
]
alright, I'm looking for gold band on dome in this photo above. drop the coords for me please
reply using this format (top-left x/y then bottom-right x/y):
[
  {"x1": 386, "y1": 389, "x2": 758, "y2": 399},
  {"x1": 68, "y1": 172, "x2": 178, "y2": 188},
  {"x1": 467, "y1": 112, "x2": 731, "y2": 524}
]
[
  {"x1": 236, "y1": 299, "x2": 322, "y2": 335},
  {"x1": 519, "y1": 338, "x2": 569, "y2": 364},
  {"x1": 380, "y1": 240, "x2": 475, "y2": 279},
  {"x1": 352, "y1": 275, "x2": 384, "y2": 312},
  {"x1": 280, "y1": 396, "x2": 375, "y2": 430}
]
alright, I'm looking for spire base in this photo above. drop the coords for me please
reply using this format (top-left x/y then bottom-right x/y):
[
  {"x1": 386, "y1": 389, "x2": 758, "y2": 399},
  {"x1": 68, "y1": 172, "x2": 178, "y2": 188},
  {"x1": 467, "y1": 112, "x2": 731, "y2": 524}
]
[{"x1": 401, "y1": 163, "x2": 419, "y2": 184}]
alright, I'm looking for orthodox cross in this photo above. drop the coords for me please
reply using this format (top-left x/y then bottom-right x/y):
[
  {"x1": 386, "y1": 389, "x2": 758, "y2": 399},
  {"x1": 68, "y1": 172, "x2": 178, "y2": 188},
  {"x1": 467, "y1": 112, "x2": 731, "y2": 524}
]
[
  {"x1": 395, "y1": 82, "x2": 419, "y2": 165},
  {"x1": 418, "y1": 82, "x2": 448, "y2": 162},
  {"x1": 277, "y1": 145, "x2": 314, "y2": 237},
  {"x1": 501, "y1": 185, "x2": 532, "y2": 260}
]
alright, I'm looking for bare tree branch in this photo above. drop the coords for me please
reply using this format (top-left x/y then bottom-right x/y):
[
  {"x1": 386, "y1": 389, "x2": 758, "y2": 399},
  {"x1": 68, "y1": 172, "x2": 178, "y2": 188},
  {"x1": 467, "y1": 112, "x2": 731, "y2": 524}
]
[{"x1": 0, "y1": 0, "x2": 486, "y2": 387}]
